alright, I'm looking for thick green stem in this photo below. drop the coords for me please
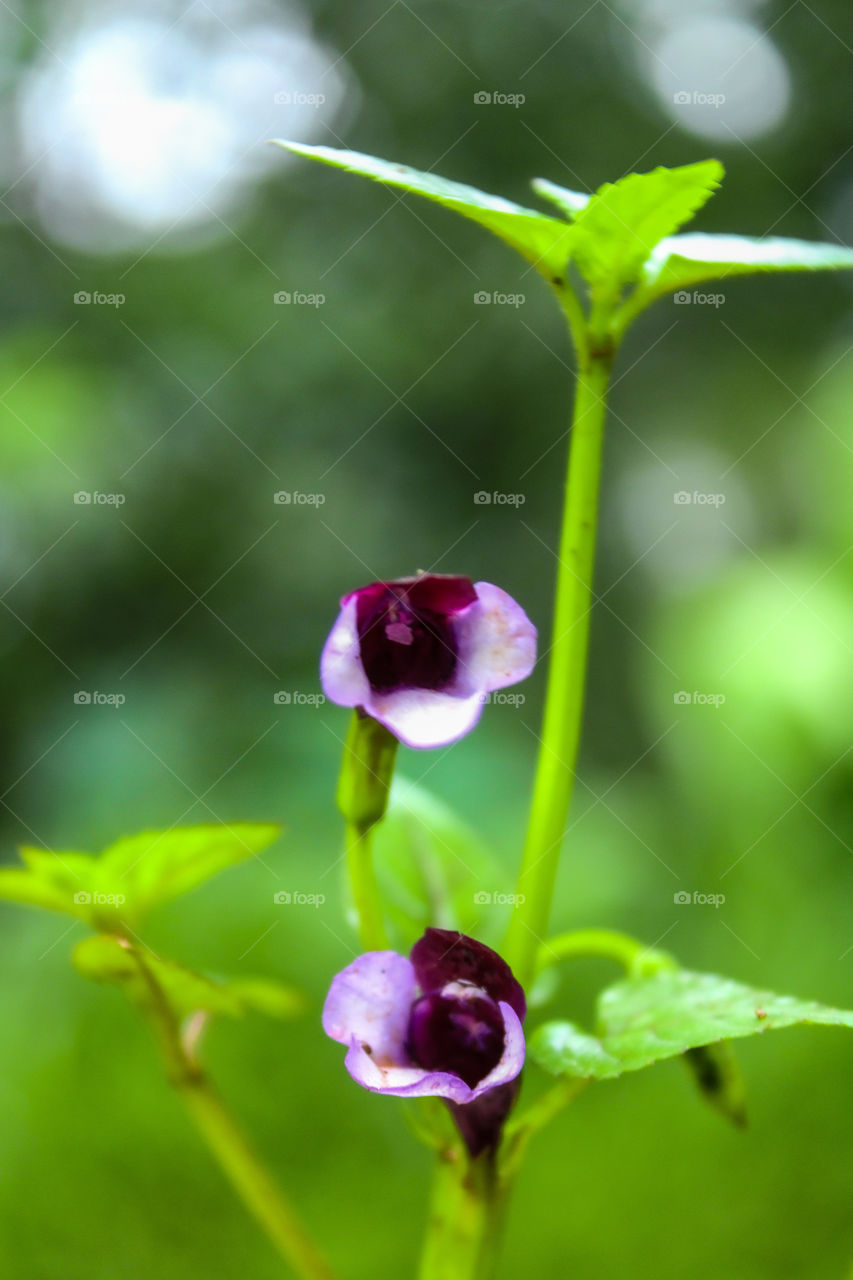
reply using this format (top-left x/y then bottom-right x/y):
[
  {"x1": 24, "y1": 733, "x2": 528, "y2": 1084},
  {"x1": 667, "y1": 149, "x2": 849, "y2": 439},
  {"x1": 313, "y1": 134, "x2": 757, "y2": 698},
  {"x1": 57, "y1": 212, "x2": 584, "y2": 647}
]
[
  {"x1": 418, "y1": 1151, "x2": 508, "y2": 1280},
  {"x1": 504, "y1": 343, "x2": 614, "y2": 988},
  {"x1": 130, "y1": 947, "x2": 337, "y2": 1280},
  {"x1": 336, "y1": 710, "x2": 398, "y2": 949}
]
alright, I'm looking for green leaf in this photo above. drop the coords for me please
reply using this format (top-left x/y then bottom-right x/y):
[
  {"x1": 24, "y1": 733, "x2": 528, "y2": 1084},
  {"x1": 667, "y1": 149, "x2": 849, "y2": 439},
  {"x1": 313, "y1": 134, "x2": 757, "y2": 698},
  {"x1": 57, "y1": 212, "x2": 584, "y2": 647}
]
[
  {"x1": 635, "y1": 230, "x2": 853, "y2": 303},
  {"x1": 0, "y1": 824, "x2": 281, "y2": 926},
  {"x1": 274, "y1": 140, "x2": 575, "y2": 283},
  {"x1": 530, "y1": 968, "x2": 853, "y2": 1080},
  {"x1": 73, "y1": 936, "x2": 304, "y2": 1020},
  {"x1": 96, "y1": 823, "x2": 282, "y2": 917},
  {"x1": 569, "y1": 161, "x2": 724, "y2": 292},
  {"x1": 531, "y1": 177, "x2": 590, "y2": 220},
  {"x1": 372, "y1": 778, "x2": 505, "y2": 948}
]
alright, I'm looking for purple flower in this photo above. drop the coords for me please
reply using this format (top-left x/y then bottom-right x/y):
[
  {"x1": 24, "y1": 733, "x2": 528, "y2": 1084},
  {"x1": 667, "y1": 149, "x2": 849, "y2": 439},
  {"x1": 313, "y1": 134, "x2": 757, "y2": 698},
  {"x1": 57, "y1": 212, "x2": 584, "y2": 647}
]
[
  {"x1": 320, "y1": 574, "x2": 536, "y2": 749},
  {"x1": 323, "y1": 928, "x2": 526, "y2": 1155}
]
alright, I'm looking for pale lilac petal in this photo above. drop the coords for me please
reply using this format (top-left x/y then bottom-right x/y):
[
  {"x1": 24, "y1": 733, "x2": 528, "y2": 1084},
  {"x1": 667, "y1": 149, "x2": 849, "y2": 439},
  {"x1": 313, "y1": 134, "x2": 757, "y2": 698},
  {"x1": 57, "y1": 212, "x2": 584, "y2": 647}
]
[
  {"x1": 365, "y1": 687, "x2": 485, "y2": 750},
  {"x1": 342, "y1": 1000, "x2": 525, "y2": 1101},
  {"x1": 322, "y1": 951, "x2": 415, "y2": 1066},
  {"x1": 319, "y1": 597, "x2": 371, "y2": 708},
  {"x1": 454, "y1": 582, "x2": 537, "y2": 693}
]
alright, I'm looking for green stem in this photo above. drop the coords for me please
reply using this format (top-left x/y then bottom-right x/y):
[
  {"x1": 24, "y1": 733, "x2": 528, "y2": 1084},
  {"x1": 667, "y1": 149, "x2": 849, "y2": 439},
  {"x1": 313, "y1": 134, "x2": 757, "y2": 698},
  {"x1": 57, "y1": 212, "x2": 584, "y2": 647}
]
[
  {"x1": 418, "y1": 1150, "x2": 508, "y2": 1280},
  {"x1": 336, "y1": 710, "x2": 398, "y2": 949},
  {"x1": 536, "y1": 928, "x2": 678, "y2": 978},
  {"x1": 504, "y1": 335, "x2": 614, "y2": 988},
  {"x1": 345, "y1": 820, "x2": 388, "y2": 949},
  {"x1": 130, "y1": 946, "x2": 337, "y2": 1280}
]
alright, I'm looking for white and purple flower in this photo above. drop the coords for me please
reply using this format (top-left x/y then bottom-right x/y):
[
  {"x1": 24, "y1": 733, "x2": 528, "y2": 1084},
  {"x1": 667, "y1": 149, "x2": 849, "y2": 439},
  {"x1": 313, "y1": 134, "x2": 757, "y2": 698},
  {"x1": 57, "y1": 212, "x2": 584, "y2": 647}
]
[
  {"x1": 323, "y1": 928, "x2": 526, "y2": 1155},
  {"x1": 320, "y1": 574, "x2": 536, "y2": 749}
]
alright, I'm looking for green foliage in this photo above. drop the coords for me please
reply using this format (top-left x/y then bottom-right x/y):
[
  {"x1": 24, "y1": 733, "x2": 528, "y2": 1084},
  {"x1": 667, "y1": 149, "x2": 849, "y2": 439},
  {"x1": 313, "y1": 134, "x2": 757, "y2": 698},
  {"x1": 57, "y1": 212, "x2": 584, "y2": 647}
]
[
  {"x1": 0, "y1": 823, "x2": 281, "y2": 928},
  {"x1": 277, "y1": 143, "x2": 853, "y2": 348},
  {"x1": 372, "y1": 778, "x2": 504, "y2": 949},
  {"x1": 274, "y1": 140, "x2": 574, "y2": 281},
  {"x1": 530, "y1": 969, "x2": 853, "y2": 1080},
  {"x1": 73, "y1": 935, "x2": 303, "y2": 1021},
  {"x1": 566, "y1": 161, "x2": 724, "y2": 293}
]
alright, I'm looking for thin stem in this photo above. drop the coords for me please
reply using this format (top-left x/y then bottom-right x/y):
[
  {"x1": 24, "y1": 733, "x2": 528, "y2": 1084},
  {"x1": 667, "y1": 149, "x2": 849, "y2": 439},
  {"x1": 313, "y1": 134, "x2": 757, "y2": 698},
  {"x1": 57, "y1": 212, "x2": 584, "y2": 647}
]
[
  {"x1": 129, "y1": 946, "x2": 337, "y2": 1280},
  {"x1": 417, "y1": 1150, "x2": 508, "y2": 1280},
  {"x1": 336, "y1": 711, "x2": 398, "y2": 950},
  {"x1": 345, "y1": 820, "x2": 389, "y2": 949},
  {"x1": 536, "y1": 928, "x2": 678, "y2": 978},
  {"x1": 504, "y1": 335, "x2": 614, "y2": 989}
]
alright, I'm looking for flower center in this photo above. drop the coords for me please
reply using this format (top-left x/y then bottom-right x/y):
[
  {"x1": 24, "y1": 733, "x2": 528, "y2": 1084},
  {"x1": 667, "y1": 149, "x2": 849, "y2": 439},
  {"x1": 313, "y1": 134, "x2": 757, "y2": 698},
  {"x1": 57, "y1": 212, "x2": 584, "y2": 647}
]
[
  {"x1": 356, "y1": 587, "x2": 459, "y2": 694},
  {"x1": 406, "y1": 985, "x2": 505, "y2": 1089}
]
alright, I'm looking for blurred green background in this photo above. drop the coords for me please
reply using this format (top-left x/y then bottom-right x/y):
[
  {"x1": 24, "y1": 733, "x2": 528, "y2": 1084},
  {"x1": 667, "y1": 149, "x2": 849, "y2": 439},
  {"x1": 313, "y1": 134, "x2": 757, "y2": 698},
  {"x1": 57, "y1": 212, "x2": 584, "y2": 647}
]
[{"x1": 1, "y1": 0, "x2": 853, "y2": 1276}]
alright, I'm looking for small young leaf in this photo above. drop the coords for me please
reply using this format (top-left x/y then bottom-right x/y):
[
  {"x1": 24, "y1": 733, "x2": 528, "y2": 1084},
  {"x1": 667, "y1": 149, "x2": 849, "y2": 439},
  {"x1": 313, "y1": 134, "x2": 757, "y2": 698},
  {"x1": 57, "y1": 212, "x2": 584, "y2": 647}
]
[
  {"x1": 73, "y1": 936, "x2": 303, "y2": 1020},
  {"x1": 274, "y1": 140, "x2": 575, "y2": 282},
  {"x1": 531, "y1": 177, "x2": 590, "y2": 220},
  {"x1": 626, "y1": 231, "x2": 853, "y2": 315},
  {"x1": 371, "y1": 777, "x2": 505, "y2": 948},
  {"x1": 96, "y1": 822, "x2": 282, "y2": 916},
  {"x1": 530, "y1": 969, "x2": 853, "y2": 1079},
  {"x1": 569, "y1": 161, "x2": 724, "y2": 292}
]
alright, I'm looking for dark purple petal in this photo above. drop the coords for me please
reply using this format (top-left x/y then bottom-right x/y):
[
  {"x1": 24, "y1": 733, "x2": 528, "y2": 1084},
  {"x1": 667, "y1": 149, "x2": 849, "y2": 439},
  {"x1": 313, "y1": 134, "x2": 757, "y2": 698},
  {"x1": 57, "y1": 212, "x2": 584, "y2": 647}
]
[
  {"x1": 407, "y1": 987, "x2": 506, "y2": 1088},
  {"x1": 449, "y1": 1078, "x2": 522, "y2": 1158},
  {"x1": 352, "y1": 576, "x2": 476, "y2": 696},
  {"x1": 410, "y1": 928, "x2": 527, "y2": 1021}
]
